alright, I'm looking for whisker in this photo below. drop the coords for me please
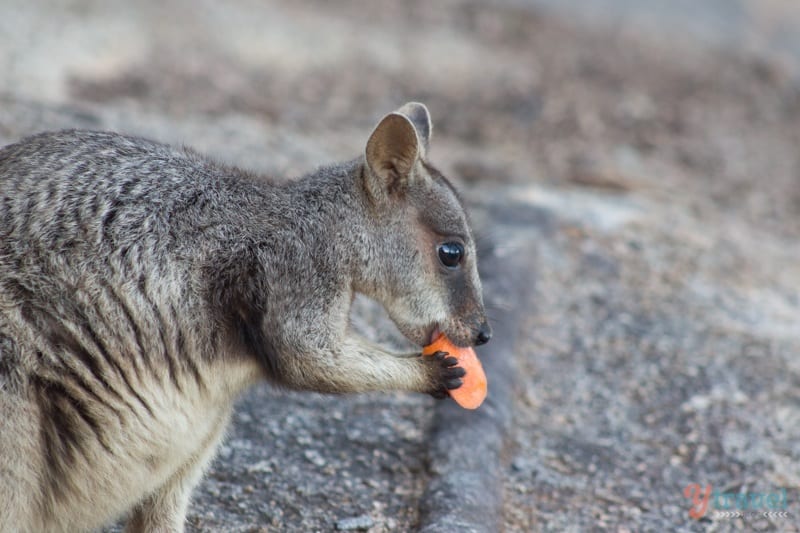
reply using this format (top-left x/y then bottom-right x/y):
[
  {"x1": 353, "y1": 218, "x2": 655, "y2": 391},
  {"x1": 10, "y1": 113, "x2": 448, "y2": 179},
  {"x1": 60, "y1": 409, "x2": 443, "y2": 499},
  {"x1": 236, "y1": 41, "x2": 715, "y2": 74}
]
[{"x1": 484, "y1": 302, "x2": 513, "y2": 313}]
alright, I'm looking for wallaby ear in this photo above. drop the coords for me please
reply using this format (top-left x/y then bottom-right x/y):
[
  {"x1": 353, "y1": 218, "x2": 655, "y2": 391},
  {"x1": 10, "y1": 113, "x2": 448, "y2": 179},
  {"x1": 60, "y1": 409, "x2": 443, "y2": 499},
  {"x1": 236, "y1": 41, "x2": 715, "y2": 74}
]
[
  {"x1": 364, "y1": 111, "x2": 421, "y2": 202},
  {"x1": 396, "y1": 102, "x2": 432, "y2": 154}
]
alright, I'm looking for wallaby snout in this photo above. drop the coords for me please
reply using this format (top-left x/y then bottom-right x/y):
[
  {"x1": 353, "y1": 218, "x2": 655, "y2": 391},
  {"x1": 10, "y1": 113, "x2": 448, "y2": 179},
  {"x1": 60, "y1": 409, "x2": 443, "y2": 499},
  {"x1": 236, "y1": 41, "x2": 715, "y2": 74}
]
[{"x1": 476, "y1": 321, "x2": 492, "y2": 346}]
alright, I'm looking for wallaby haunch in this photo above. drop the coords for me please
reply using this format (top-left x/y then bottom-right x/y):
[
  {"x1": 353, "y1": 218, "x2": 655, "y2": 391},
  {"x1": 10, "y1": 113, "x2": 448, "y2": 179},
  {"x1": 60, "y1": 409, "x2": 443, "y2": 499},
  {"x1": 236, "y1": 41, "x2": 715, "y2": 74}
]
[{"x1": 0, "y1": 103, "x2": 491, "y2": 532}]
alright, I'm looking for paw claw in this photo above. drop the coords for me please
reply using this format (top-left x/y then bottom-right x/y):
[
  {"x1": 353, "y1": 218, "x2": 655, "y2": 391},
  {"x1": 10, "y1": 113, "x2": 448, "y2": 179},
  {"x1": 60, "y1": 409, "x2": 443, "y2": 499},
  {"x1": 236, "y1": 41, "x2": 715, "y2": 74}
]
[
  {"x1": 425, "y1": 349, "x2": 465, "y2": 398},
  {"x1": 445, "y1": 378, "x2": 464, "y2": 390}
]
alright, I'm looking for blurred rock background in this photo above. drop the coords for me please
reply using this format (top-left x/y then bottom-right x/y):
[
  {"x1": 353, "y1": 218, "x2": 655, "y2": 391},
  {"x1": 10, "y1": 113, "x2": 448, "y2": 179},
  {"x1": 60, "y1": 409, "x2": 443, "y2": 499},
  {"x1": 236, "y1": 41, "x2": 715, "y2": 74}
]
[{"x1": 1, "y1": 1, "x2": 799, "y2": 531}]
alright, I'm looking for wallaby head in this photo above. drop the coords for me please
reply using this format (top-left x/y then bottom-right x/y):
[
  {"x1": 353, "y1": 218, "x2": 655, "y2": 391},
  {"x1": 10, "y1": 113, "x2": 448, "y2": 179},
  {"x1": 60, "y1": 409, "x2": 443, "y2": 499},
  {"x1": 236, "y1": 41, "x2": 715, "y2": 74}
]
[{"x1": 360, "y1": 102, "x2": 491, "y2": 349}]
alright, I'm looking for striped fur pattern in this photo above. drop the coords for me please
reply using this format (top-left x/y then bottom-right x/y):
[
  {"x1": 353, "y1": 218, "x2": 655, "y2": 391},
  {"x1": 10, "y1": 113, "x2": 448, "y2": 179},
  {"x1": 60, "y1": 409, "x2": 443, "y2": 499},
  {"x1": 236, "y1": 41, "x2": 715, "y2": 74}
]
[{"x1": 0, "y1": 103, "x2": 489, "y2": 531}]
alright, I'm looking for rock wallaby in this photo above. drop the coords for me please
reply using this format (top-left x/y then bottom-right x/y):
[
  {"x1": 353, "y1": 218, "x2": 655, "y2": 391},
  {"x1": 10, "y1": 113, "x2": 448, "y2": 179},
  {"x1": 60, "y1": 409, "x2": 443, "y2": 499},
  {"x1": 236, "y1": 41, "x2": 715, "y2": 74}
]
[{"x1": 0, "y1": 102, "x2": 491, "y2": 532}]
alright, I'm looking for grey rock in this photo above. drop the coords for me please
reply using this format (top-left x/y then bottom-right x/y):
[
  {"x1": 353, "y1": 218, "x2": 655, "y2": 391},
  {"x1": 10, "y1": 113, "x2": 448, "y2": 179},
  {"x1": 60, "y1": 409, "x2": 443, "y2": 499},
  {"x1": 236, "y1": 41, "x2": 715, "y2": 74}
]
[
  {"x1": 3, "y1": 1, "x2": 800, "y2": 532},
  {"x1": 335, "y1": 514, "x2": 375, "y2": 531}
]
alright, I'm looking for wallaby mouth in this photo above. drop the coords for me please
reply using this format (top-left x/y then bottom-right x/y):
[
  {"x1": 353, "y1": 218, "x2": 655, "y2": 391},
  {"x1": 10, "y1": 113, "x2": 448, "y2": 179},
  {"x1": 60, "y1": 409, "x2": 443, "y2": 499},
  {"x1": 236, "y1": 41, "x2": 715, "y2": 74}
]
[{"x1": 429, "y1": 325, "x2": 442, "y2": 345}]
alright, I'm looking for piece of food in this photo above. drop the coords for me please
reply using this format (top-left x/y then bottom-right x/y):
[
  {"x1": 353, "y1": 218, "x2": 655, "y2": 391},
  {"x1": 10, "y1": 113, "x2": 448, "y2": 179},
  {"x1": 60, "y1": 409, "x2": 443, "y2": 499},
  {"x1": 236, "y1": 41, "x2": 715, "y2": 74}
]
[{"x1": 423, "y1": 333, "x2": 487, "y2": 409}]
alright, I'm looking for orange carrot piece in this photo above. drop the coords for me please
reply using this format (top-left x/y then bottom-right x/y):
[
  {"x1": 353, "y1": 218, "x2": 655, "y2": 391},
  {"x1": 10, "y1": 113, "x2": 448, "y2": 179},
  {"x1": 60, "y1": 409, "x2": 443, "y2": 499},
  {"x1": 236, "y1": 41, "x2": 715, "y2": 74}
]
[{"x1": 423, "y1": 333, "x2": 487, "y2": 409}]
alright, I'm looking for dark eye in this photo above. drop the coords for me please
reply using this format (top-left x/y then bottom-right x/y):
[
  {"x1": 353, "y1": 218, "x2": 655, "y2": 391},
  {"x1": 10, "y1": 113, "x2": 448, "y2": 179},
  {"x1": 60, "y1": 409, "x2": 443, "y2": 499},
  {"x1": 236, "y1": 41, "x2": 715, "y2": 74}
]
[{"x1": 438, "y1": 242, "x2": 464, "y2": 268}]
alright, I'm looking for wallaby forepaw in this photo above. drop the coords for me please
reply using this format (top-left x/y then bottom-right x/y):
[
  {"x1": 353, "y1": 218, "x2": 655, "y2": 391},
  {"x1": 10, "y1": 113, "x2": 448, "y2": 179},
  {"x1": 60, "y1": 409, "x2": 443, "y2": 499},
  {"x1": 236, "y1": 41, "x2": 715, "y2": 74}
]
[{"x1": 426, "y1": 350, "x2": 465, "y2": 399}]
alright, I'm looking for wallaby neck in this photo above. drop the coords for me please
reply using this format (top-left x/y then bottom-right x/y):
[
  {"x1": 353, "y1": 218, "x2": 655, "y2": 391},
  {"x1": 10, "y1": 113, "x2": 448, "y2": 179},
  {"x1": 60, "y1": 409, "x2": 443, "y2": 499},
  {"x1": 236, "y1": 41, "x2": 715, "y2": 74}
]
[{"x1": 274, "y1": 157, "x2": 376, "y2": 287}]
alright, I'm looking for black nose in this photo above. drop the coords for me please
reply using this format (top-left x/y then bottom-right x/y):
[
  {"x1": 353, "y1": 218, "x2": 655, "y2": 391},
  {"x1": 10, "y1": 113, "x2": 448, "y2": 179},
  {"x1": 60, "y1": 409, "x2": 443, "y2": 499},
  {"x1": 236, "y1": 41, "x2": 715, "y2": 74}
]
[{"x1": 475, "y1": 323, "x2": 492, "y2": 346}]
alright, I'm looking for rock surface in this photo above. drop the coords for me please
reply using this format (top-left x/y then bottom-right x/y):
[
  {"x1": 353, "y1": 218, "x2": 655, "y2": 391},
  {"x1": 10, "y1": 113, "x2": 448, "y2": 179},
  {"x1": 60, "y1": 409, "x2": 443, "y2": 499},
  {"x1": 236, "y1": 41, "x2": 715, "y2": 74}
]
[{"x1": 2, "y1": 1, "x2": 799, "y2": 531}]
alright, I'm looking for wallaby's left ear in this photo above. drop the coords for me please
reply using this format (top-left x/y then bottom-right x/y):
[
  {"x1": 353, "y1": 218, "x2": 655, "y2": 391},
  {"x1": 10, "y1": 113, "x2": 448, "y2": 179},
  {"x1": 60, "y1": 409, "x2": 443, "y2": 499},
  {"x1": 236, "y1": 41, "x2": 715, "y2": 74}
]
[
  {"x1": 396, "y1": 102, "x2": 432, "y2": 155},
  {"x1": 364, "y1": 111, "x2": 421, "y2": 203}
]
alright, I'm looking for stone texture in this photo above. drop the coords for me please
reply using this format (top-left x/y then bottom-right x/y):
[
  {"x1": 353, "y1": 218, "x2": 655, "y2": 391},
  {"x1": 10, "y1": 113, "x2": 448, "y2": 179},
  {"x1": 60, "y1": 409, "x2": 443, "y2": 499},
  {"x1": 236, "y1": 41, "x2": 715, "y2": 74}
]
[{"x1": 2, "y1": 1, "x2": 799, "y2": 531}]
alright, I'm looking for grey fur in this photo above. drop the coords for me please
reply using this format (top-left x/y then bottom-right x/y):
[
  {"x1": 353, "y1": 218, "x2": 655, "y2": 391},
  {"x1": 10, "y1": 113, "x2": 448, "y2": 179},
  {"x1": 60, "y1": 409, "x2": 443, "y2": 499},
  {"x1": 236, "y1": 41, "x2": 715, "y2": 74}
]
[{"x1": 0, "y1": 103, "x2": 489, "y2": 532}]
